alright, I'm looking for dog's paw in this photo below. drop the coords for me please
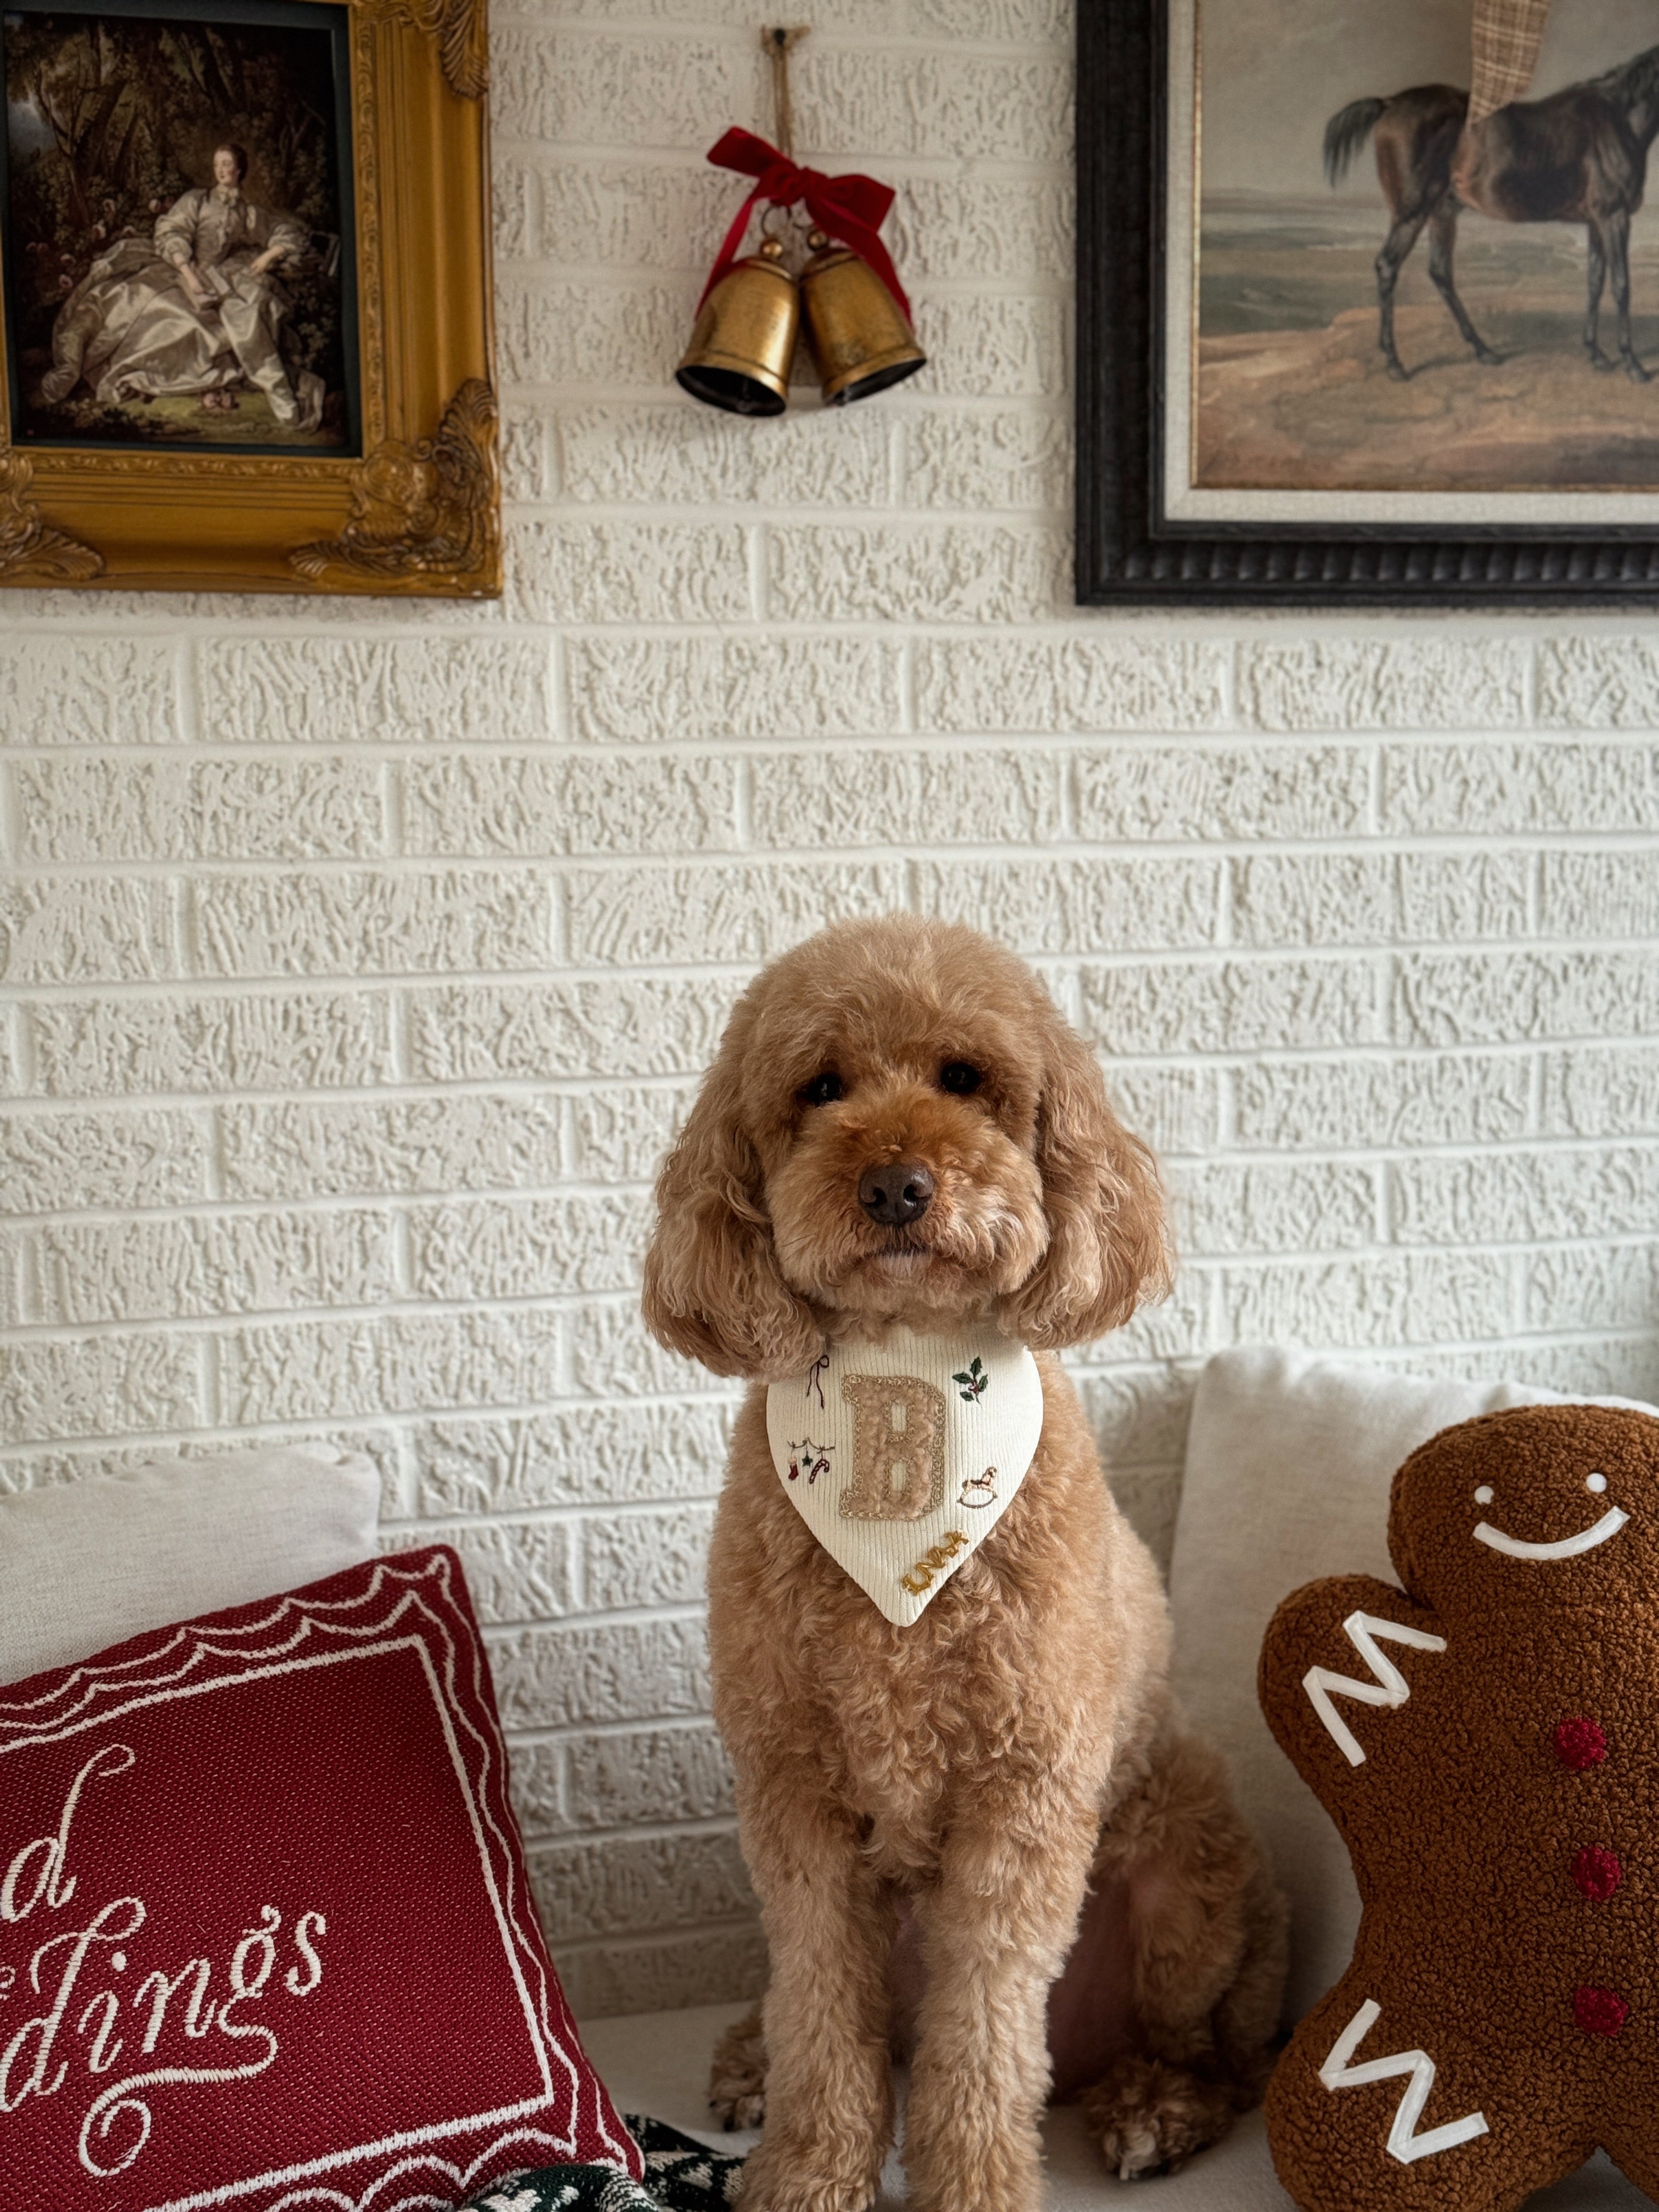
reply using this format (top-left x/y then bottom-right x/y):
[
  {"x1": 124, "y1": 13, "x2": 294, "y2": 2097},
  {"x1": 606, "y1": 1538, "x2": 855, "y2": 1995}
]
[
  {"x1": 709, "y1": 2004, "x2": 768, "y2": 2131},
  {"x1": 734, "y1": 2141, "x2": 876, "y2": 2212},
  {"x1": 1082, "y1": 2053, "x2": 1238, "y2": 2181}
]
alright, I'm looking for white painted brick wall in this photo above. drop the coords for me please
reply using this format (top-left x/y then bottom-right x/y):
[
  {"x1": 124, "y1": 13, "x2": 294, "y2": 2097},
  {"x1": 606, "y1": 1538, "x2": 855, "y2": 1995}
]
[{"x1": 3, "y1": 0, "x2": 1657, "y2": 2024}]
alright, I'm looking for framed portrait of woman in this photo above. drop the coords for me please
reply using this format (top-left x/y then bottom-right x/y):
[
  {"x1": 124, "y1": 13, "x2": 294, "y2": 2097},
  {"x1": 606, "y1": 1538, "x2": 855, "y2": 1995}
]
[
  {"x1": 0, "y1": 0, "x2": 497, "y2": 595},
  {"x1": 1077, "y1": 0, "x2": 1659, "y2": 606}
]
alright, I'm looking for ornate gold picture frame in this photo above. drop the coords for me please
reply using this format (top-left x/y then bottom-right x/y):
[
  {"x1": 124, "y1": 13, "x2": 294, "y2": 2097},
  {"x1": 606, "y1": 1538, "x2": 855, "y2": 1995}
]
[{"x1": 0, "y1": 0, "x2": 497, "y2": 597}]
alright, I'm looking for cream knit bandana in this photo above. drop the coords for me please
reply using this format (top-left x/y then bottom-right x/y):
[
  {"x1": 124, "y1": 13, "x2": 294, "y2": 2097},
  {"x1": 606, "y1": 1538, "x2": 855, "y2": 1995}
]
[{"x1": 766, "y1": 1327, "x2": 1043, "y2": 1626}]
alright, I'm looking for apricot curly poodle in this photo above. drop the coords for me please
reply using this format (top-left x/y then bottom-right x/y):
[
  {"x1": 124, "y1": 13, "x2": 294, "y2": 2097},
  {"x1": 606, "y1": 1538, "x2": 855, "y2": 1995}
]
[{"x1": 642, "y1": 916, "x2": 1285, "y2": 2212}]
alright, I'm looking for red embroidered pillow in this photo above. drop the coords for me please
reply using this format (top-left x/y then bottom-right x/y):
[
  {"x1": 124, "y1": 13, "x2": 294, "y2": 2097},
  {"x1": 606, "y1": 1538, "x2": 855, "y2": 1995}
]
[{"x1": 0, "y1": 1545, "x2": 641, "y2": 2210}]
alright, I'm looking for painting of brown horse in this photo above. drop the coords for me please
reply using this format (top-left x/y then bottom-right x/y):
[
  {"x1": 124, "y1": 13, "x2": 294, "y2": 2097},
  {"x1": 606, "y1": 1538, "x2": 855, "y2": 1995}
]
[{"x1": 1325, "y1": 45, "x2": 1659, "y2": 383}]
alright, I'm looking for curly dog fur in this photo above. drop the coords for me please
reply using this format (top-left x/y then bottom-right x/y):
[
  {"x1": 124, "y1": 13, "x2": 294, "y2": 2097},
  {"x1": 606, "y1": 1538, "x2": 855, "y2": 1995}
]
[{"x1": 642, "y1": 917, "x2": 1285, "y2": 2211}]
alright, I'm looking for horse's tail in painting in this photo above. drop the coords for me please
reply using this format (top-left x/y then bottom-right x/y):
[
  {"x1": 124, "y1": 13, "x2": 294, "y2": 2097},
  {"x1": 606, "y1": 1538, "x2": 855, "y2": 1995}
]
[{"x1": 1324, "y1": 97, "x2": 1387, "y2": 187}]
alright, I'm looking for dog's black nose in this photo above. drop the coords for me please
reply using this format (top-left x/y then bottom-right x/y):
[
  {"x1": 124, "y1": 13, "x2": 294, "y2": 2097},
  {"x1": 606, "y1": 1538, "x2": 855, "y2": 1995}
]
[{"x1": 858, "y1": 1161, "x2": 935, "y2": 1226}]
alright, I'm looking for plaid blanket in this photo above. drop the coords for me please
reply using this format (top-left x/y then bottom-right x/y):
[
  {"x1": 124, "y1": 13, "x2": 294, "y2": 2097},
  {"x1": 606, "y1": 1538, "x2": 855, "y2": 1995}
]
[{"x1": 460, "y1": 2117, "x2": 746, "y2": 2210}]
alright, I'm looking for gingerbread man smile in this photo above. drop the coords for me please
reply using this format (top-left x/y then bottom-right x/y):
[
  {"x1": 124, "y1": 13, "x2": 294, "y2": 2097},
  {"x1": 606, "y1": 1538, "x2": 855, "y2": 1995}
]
[{"x1": 1472, "y1": 1470, "x2": 1630, "y2": 1561}]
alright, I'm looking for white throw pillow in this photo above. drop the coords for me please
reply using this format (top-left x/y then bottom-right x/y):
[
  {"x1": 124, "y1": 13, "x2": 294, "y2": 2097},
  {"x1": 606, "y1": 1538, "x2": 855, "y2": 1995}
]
[
  {"x1": 0, "y1": 1446, "x2": 381, "y2": 1686},
  {"x1": 1167, "y1": 1348, "x2": 1658, "y2": 2025}
]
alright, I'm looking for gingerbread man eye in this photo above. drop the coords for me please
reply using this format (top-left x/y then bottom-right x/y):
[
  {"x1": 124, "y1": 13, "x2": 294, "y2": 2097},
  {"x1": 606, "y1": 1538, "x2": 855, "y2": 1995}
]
[
  {"x1": 1587, "y1": 1473, "x2": 1608, "y2": 1494},
  {"x1": 1474, "y1": 1486, "x2": 1494, "y2": 1505}
]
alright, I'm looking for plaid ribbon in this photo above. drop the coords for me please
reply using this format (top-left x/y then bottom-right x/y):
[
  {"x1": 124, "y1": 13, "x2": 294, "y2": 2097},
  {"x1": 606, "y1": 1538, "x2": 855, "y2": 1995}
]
[
  {"x1": 1466, "y1": 0, "x2": 1553, "y2": 123},
  {"x1": 460, "y1": 2117, "x2": 745, "y2": 2211}
]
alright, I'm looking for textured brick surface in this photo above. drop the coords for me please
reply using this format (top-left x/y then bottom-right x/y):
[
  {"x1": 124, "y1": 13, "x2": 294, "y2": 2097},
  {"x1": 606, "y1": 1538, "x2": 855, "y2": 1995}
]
[
  {"x1": 4, "y1": 1109, "x2": 210, "y2": 1212},
  {"x1": 529, "y1": 1827, "x2": 753, "y2": 1944},
  {"x1": 917, "y1": 638, "x2": 1228, "y2": 732},
  {"x1": 563, "y1": 1724, "x2": 735, "y2": 1832},
  {"x1": 400, "y1": 755, "x2": 738, "y2": 857},
  {"x1": 0, "y1": 880, "x2": 174, "y2": 984},
  {"x1": 1081, "y1": 957, "x2": 1383, "y2": 1056},
  {"x1": 193, "y1": 870, "x2": 555, "y2": 978},
  {"x1": 769, "y1": 524, "x2": 1063, "y2": 624},
  {"x1": 1392, "y1": 1147, "x2": 1659, "y2": 1246},
  {"x1": 752, "y1": 748, "x2": 1063, "y2": 848},
  {"x1": 382, "y1": 1516, "x2": 575, "y2": 1623},
  {"x1": 583, "y1": 1503, "x2": 717, "y2": 1610},
  {"x1": 19, "y1": 759, "x2": 387, "y2": 861},
  {"x1": 414, "y1": 1402, "x2": 731, "y2": 1516},
  {"x1": 1074, "y1": 746, "x2": 1369, "y2": 842},
  {"x1": 561, "y1": 405, "x2": 890, "y2": 509},
  {"x1": 2, "y1": 637, "x2": 180, "y2": 744},
  {"x1": 491, "y1": 1617, "x2": 709, "y2": 1731},
  {"x1": 555, "y1": 1927, "x2": 769, "y2": 2022},
  {"x1": 1238, "y1": 639, "x2": 1527, "y2": 730},
  {"x1": 1177, "y1": 1161, "x2": 1378, "y2": 1256},
  {"x1": 1393, "y1": 951, "x2": 1659, "y2": 1047},
  {"x1": 568, "y1": 861, "x2": 905, "y2": 965},
  {"x1": 568, "y1": 635, "x2": 905, "y2": 746},
  {"x1": 408, "y1": 978, "x2": 742, "y2": 1084},
  {"x1": 1382, "y1": 742, "x2": 1659, "y2": 835},
  {"x1": 222, "y1": 1096, "x2": 564, "y2": 1198},
  {"x1": 407, "y1": 1193, "x2": 651, "y2": 1299},
  {"x1": 225, "y1": 1311, "x2": 566, "y2": 1423},
  {"x1": 515, "y1": 521, "x2": 751, "y2": 622},
  {"x1": 2, "y1": 1333, "x2": 205, "y2": 1442},
  {"x1": 7, "y1": 0, "x2": 1657, "y2": 2024},
  {"x1": 31, "y1": 992, "x2": 394, "y2": 1098},
  {"x1": 1234, "y1": 1054, "x2": 1533, "y2": 1150},
  {"x1": 1541, "y1": 1046, "x2": 1659, "y2": 1137},
  {"x1": 198, "y1": 638, "x2": 557, "y2": 743},
  {"x1": 917, "y1": 858, "x2": 1222, "y2": 951},
  {"x1": 31, "y1": 1210, "x2": 397, "y2": 1324}
]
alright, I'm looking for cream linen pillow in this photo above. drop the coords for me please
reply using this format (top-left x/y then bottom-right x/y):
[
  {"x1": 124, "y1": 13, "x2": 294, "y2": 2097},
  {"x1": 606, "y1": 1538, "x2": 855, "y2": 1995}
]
[
  {"x1": 0, "y1": 1445, "x2": 381, "y2": 1685},
  {"x1": 1167, "y1": 1348, "x2": 1658, "y2": 2025}
]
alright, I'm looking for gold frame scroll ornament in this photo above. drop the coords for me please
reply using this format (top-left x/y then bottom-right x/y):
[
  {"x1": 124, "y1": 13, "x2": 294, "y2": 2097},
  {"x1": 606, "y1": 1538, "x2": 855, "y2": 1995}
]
[{"x1": 0, "y1": 0, "x2": 499, "y2": 597}]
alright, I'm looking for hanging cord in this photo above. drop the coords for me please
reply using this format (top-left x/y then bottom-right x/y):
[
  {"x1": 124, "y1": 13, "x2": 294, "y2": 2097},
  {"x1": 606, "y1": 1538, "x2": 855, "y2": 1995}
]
[{"x1": 763, "y1": 25, "x2": 810, "y2": 161}]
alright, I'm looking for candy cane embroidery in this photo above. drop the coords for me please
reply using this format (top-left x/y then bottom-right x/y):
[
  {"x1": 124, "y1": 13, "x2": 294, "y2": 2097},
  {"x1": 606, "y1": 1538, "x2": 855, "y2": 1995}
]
[{"x1": 785, "y1": 1438, "x2": 833, "y2": 1486}]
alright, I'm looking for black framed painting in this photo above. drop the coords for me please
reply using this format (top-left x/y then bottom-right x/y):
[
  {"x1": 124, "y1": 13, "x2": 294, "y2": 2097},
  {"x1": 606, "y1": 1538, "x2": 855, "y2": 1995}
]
[{"x1": 1076, "y1": 0, "x2": 1659, "y2": 605}]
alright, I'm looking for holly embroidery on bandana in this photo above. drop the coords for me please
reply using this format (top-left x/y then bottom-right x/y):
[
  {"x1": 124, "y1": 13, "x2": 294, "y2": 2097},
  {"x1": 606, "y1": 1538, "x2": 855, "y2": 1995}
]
[
  {"x1": 953, "y1": 1357, "x2": 989, "y2": 1401},
  {"x1": 766, "y1": 1328, "x2": 1044, "y2": 1626}
]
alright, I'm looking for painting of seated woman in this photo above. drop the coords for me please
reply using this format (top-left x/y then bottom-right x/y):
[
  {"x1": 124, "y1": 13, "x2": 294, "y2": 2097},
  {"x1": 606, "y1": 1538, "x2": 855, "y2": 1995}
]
[{"x1": 3, "y1": 1, "x2": 357, "y2": 453}]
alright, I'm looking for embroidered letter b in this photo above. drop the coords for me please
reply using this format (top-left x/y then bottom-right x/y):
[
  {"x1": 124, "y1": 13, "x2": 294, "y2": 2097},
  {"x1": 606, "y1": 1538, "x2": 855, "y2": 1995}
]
[{"x1": 839, "y1": 1375, "x2": 946, "y2": 1521}]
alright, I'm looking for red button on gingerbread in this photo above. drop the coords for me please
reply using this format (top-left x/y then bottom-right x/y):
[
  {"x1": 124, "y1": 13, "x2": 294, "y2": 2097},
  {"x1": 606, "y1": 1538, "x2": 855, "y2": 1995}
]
[
  {"x1": 1554, "y1": 1716, "x2": 1607, "y2": 1770},
  {"x1": 1573, "y1": 1985, "x2": 1629, "y2": 2039},
  {"x1": 1570, "y1": 1846, "x2": 1622, "y2": 1902}
]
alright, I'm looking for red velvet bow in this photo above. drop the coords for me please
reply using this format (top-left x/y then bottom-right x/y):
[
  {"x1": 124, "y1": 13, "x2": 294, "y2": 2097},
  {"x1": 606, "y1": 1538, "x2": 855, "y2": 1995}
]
[{"x1": 698, "y1": 126, "x2": 911, "y2": 319}]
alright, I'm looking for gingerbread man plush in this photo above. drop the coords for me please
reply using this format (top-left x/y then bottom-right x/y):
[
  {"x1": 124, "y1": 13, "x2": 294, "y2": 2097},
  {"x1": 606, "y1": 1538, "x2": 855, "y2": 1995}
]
[{"x1": 1259, "y1": 1401, "x2": 1659, "y2": 2211}]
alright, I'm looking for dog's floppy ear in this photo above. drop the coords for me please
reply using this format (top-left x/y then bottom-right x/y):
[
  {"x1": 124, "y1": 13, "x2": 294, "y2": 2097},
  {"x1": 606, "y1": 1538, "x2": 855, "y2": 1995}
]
[
  {"x1": 641, "y1": 1005, "x2": 824, "y2": 1381},
  {"x1": 1002, "y1": 1013, "x2": 1171, "y2": 1351}
]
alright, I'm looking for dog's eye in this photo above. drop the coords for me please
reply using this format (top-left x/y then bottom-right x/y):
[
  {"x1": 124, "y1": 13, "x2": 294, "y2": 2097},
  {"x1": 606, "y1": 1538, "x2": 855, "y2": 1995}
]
[
  {"x1": 797, "y1": 1070, "x2": 845, "y2": 1108},
  {"x1": 939, "y1": 1062, "x2": 983, "y2": 1096}
]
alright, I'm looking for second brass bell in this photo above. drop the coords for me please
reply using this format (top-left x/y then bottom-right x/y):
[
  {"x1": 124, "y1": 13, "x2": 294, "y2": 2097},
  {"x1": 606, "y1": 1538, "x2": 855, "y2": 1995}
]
[
  {"x1": 676, "y1": 236, "x2": 799, "y2": 416},
  {"x1": 799, "y1": 232, "x2": 926, "y2": 405}
]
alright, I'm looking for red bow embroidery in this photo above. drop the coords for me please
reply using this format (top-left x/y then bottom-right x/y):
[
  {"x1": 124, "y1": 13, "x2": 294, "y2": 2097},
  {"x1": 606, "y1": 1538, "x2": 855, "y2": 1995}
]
[{"x1": 698, "y1": 127, "x2": 911, "y2": 319}]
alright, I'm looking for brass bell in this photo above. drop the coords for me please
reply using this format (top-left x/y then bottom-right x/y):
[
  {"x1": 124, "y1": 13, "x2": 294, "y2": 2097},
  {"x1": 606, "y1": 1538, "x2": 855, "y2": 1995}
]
[
  {"x1": 799, "y1": 231, "x2": 925, "y2": 405},
  {"x1": 676, "y1": 236, "x2": 799, "y2": 415}
]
